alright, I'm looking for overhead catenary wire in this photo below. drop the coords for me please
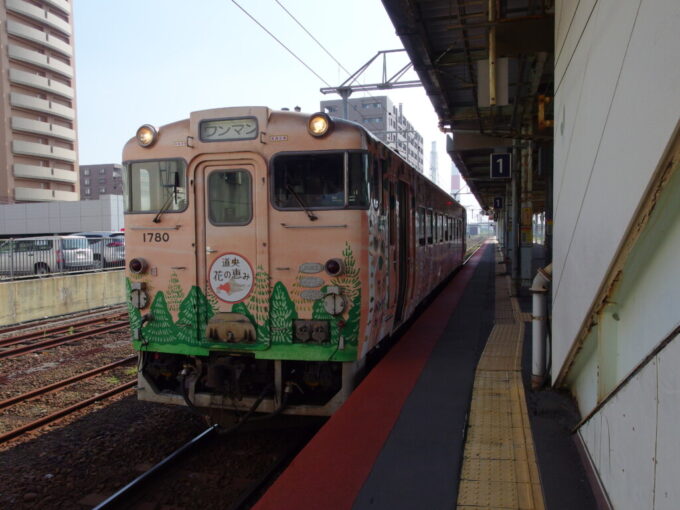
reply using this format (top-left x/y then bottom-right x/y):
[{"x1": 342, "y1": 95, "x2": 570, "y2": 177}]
[
  {"x1": 230, "y1": 0, "x2": 332, "y2": 88},
  {"x1": 271, "y1": 0, "x2": 380, "y2": 122},
  {"x1": 273, "y1": 0, "x2": 351, "y2": 76}
]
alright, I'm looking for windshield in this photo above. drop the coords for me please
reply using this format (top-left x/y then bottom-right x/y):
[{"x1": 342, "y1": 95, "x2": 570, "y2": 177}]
[
  {"x1": 272, "y1": 152, "x2": 369, "y2": 210},
  {"x1": 125, "y1": 159, "x2": 187, "y2": 213}
]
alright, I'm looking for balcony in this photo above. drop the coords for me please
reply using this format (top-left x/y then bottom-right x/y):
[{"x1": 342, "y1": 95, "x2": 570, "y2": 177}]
[
  {"x1": 7, "y1": 20, "x2": 72, "y2": 57},
  {"x1": 13, "y1": 163, "x2": 77, "y2": 183},
  {"x1": 14, "y1": 187, "x2": 78, "y2": 202},
  {"x1": 6, "y1": 0, "x2": 71, "y2": 36},
  {"x1": 8, "y1": 45, "x2": 73, "y2": 79},
  {"x1": 12, "y1": 140, "x2": 77, "y2": 163},
  {"x1": 10, "y1": 92, "x2": 75, "y2": 120},
  {"x1": 11, "y1": 117, "x2": 75, "y2": 142},
  {"x1": 9, "y1": 69, "x2": 74, "y2": 99}
]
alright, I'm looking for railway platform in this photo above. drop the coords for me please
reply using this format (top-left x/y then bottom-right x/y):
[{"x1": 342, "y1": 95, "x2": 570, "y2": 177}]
[{"x1": 253, "y1": 241, "x2": 599, "y2": 510}]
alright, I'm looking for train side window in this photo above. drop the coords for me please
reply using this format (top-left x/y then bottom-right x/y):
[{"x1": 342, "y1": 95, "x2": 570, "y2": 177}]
[
  {"x1": 208, "y1": 170, "x2": 252, "y2": 225},
  {"x1": 381, "y1": 158, "x2": 389, "y2": 215},
  {"x1": 417, "y1": 207, "x2": 426, "y2": 245},
  {"x1": 371, "y1": 157, "x2": 381, "y2": 210},
  {"x1": 426, "y1": 209, "x2": 433, "y2": 244},
  {"x1": 438, "y1": 214, "x2": 444, "y2": 243},
  {"x1": 348, "y1": 152, "x2": 369, "y2": 208}
]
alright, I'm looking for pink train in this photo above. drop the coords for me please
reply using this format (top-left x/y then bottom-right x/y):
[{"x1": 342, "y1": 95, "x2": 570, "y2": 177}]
[{"x1": 122, "y1": 107, "x2": 466, "y2": 419}]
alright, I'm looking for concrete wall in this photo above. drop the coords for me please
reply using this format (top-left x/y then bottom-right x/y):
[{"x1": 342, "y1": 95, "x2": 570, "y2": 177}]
[
  {"x1": 0, "y1": 194, "x2": 124, "y2": 236},
  {"x1": 0, "y1": 270, "x2": 125, "y2": 325},
  {"x1": 552, "y1": 0, "x2": 680, "y2": 376}
]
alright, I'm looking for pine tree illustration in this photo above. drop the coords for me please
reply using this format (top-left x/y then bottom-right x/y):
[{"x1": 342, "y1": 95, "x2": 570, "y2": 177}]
[
  {"x1": 143, "y1": 291, "x2": 176, "y2": 344},
  {"x1": 332, "y1": 242, "x2": 360, "y2": 302},
  {"x1": 342, "y1": 291, "x2": 362, "y2": 344},
  {"x1": 207, "y1": 289, "x2": 220, "y2": 314},
  {"x1": 270, "y1": 281, "x2": 297, "y2": 344},
  {"x1": 232, "y1": 302, "x2": 256, "y2": 327},
  {"x1": 330, "y1": 242, "x2": 361, "y2": 344},
  {"x1": 176, "y1": 287, "x2": 201, "y2": 345},
  {"x1": 126, "y1": 278, "x2": 142, "y2": 334},
  {"x1": 195, "y1": 286, "x2": 214, "y2": 334},
  {"x1": 166, "y1": 271, "x2": 184, "y2": 312},
  {"x1": 250, "y1": 267, "x2": 271, "y2": 326},
  {"x1": 291, "y1": 274, "x2": 312, "y2": 315}
]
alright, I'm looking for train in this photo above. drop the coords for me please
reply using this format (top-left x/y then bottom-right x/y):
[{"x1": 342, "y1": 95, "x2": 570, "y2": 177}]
[{"x1": 122, "y1": 106, "x2": 466, "y2": 419}]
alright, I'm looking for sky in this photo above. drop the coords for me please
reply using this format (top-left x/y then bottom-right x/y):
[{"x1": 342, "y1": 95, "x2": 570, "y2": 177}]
[{"x1": 73, "y1": 0, "x2": 480, "y2": 213}]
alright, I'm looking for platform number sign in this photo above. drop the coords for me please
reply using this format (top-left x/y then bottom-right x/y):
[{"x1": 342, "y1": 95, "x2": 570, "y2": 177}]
[
  {"x1": 493, "y1": 196, "x2": 503, "y2": 209},
  {"x1": 490, "y1": 153, "x2": 512, "y2": 179}
]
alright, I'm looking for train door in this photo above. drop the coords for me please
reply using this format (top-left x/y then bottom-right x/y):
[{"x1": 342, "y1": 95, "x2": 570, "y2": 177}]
[
  {"x1": 395, "y1": 180, "x2": 410, "y2": 323},
  {"x1": 194, "y1": 156, "x2": 269, "y2": 342}
]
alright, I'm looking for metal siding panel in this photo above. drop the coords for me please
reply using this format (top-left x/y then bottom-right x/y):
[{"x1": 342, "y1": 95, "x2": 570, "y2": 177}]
[
  {"x1": 580, "y1": 361, "x2": 657, "y2": 509},
  {"x1": 552, "y1": 0, "x2": 680, "y2": 377},
  {"x1": 655, "y1": 338, "x2": 680, "y2": 510}
]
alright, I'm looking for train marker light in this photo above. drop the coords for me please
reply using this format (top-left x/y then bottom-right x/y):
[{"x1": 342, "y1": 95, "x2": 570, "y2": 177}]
[
  {"x1": 308, "y1": 113, "x2": 332, "y2": 137},
  {"x1": 324, "y1": 258, "x2": 344, "y2": 276},
  {"x1": 129, "y1": 257, "x2": 148, "y2": 274},
  {"x1": 136, "y1": 124, "x2": 158, "y2": 147}
]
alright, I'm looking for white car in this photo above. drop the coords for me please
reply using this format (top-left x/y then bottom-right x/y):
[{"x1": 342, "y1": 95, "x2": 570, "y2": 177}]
[
  {"x1": 74, "y1": 231, "x2": 125, "y2": 267},
  {"x1": 0, "y1": 236, "x2": 95, "y2": 276}
]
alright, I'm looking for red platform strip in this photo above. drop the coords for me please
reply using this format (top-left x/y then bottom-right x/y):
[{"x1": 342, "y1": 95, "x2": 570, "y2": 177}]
[{"x1": 254, "y1": 243, "x2": 490, "y2": 510}]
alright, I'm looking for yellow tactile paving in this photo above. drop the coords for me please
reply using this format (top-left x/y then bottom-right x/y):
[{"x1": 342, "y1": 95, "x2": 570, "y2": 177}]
[{"x1": 456, "y1": 248, "x2": 546, "y2": 510}]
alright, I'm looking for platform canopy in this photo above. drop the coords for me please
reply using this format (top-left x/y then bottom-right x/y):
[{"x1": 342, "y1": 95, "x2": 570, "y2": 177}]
[{"x1": 381, "y1": 0, "x2": 554, "y2": 213}]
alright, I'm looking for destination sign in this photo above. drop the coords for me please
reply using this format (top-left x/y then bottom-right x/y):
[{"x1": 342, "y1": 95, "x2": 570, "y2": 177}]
[{"x1": 199, "y1": 117, "x2": 258, "y2": 142}]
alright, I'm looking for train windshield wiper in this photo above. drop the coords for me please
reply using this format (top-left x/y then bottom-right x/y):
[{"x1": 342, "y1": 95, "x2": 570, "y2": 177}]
[
  {"x1": 286, "y1": 184, "x2": 318, "y2": 221},
  {"x1": 153, "y1": 173, "x2": 180, "y2": 223}
]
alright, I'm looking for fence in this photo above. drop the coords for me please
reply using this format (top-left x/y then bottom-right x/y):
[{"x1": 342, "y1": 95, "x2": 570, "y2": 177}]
[{"x1": 0, "y1": 236, "x2": 125, "y2": 281}]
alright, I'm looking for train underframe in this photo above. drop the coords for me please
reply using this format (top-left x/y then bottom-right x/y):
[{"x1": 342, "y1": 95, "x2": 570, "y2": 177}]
[{"x1": 137, "y1": 351, "x2": 365, "y2": 417}]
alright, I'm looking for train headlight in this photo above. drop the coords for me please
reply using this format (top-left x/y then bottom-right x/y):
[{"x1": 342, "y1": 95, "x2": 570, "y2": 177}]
[
  {"x1": 308, "y1": 113, "x2": 332, "y2": 137},
  {"x1": 129, "y1": 257, "x2": 148, "y2": 274},
  {"x1": 324, "y1": 258, "x2": 345, "y2": 277},
  {"x1": 136, "y1": 124, "x2": 158, "y2": 147}
]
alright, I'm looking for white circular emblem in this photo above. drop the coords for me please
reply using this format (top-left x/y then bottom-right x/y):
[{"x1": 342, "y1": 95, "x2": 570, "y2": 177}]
[{"x1": 209, "y1": 253, "x2": 254, "y2": 303}]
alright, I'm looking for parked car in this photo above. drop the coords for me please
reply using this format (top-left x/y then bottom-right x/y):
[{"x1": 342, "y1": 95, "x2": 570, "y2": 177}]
[
  {"x1": 73, "y1": 231, "x2": 125, "y2": 267},
  {"x1": 0, "y1": 236, "x2": 95, "y2": 276}
]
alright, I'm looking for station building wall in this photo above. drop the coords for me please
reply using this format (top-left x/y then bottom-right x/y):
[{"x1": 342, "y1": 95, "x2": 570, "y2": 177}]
[{"x1": 553, "y1": 0, "x2": 680, "y2": 507}]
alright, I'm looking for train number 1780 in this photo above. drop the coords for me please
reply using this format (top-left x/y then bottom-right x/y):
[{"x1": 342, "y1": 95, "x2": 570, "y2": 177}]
[{"x1": 143, "y1": 232, "x2": 170, "y2": 242}]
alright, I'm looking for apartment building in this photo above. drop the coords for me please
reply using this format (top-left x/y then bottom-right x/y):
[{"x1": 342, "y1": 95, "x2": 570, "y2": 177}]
[
  {"x1": 80, "y1": 164, "x2": 123, "y2": 200},
  {"x1": 320, "y1": 96, "x2": 424, "y2": 173},
  {"x1": 0, "y1": 0, "x2": 78, "y2": 204}
]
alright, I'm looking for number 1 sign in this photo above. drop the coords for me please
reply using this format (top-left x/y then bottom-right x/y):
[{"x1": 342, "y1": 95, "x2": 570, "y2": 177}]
[{"x1": 490, "y1": 153, "x2": 512, "y2": 179}]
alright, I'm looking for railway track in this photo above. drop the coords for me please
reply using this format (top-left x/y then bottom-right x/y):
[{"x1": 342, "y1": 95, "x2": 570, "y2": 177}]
[
  {"x1": 89, "y1": 419, "x2": 321, "y2": 510},
  {"x1": 0, "y1": 313, "x2": 129, "y2": 359},
  {"x1": 0, "y1": 355, "x2": 137, "y2": 444},
  {"x1": 0, "y1": 305, "x2": 127, "y2": 338}
]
